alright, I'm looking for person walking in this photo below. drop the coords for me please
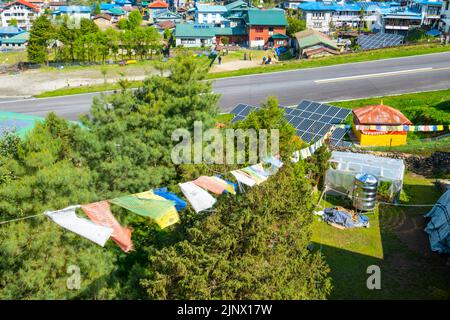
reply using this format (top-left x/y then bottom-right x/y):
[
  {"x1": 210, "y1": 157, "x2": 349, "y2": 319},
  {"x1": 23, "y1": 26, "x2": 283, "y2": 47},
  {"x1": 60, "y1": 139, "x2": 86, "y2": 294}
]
[{"x1": 218, "y1": 56, "x2": 222, "y2": 65}]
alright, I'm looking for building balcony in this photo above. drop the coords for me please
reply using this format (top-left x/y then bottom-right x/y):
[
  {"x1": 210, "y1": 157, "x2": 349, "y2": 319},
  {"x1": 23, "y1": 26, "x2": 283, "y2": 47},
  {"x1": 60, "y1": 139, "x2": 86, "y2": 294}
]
[{"x1": 384, "y1": 25, "x2": 411, "y2": 30}]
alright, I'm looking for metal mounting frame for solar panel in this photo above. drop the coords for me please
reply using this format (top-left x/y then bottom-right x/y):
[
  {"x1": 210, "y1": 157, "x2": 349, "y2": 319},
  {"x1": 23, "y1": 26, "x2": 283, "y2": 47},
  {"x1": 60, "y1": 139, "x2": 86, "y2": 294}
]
[{"x1": 229, "y1": 100, "x2": 352, "y2": 146}]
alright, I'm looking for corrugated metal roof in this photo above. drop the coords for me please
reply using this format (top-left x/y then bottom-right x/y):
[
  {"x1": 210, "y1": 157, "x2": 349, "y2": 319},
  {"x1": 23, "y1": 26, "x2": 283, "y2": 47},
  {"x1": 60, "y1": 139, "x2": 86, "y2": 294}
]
[
  {"x1": 353, "y1": 105, "x2": 412, "y2": 125},
  {"x1": 246, "y1": 8, "x2": 287, "y2": 26}
]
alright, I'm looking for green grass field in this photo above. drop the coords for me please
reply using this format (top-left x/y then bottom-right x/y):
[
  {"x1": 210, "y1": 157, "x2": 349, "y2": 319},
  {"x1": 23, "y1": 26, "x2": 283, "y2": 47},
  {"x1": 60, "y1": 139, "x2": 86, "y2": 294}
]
[
  {"x1": 331, "y1": 89, "x2": 450, "y2": 154},
  {"x1": 313, "y1": 173, "x2": 450, "y2": 299}
]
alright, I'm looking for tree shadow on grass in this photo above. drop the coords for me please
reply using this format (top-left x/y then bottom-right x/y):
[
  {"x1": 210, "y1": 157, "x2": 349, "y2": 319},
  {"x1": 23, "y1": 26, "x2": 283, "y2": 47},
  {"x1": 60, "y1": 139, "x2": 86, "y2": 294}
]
[{"x1": 314, "y1": 181, "x2": 450, "y2": 299}]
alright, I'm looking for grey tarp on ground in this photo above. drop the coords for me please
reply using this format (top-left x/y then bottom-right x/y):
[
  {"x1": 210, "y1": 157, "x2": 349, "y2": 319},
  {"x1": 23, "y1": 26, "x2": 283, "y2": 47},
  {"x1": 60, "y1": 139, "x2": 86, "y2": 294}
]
[{"x1": 424, "y1": 190, "x2": 450, "y2": 254}]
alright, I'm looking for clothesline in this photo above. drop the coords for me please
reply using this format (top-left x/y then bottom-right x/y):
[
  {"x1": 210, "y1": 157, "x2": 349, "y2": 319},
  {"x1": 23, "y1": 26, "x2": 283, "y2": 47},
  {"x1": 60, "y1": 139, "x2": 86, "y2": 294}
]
[
  {"x1": 325, "y1": 186, "x2": 436, "y2": 207},
  {"x1": 0, "y1": 213, "x2": 45, "y2": 225}
]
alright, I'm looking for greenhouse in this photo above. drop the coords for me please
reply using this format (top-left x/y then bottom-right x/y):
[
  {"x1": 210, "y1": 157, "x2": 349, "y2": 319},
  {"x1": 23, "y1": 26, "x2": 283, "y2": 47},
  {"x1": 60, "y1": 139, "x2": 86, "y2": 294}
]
[{"x1": 325, "y1": 151, "x2": 405, "y2": 201}]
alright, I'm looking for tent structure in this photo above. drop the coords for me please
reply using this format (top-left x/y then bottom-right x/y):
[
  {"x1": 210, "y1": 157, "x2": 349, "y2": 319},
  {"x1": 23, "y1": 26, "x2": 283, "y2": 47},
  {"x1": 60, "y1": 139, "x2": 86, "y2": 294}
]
[
  {"x1": 352, "y1": 103, "x2": 412, "y2": 147},
  {"x1": 425, "y1": 190, "x2": 450, "y2": 254},
  {"x1": 325, "y1": 151, "x2": 405, "y2": 201}
]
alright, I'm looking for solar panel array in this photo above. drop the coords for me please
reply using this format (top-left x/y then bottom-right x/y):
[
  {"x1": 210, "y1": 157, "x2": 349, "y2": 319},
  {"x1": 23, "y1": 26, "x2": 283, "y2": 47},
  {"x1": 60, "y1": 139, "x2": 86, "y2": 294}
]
[
  {"x1": 230, "y1": 100, "x2": 352, "y2": 146},
  {"x1": 357, "y1": 33, "x2": 404, "y2": 50}
]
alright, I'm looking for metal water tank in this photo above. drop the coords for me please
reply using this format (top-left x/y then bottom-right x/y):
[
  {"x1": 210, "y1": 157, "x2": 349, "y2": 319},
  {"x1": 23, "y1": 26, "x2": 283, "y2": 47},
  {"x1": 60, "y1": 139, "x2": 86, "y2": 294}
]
[{"x1": 353, "y1": 173, "x2": 378, "y2": 212}]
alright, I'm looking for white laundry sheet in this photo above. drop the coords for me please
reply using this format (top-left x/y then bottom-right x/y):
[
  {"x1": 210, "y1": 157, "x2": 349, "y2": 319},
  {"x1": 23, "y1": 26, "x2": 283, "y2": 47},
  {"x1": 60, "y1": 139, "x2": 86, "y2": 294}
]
[
  {"x1": 230, "y1": 170, "x2": 257, "y2": 187},
  {"x1": 45, "y1": 205, "x2": 114, "y2": 246},
  {"x1": 178, "y1": 182, "x2": 217, "y2": 213}
]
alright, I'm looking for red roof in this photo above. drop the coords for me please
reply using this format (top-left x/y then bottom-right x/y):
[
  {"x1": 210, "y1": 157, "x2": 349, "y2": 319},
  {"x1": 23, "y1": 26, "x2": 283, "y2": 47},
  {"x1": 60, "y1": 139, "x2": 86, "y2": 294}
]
[
  {"x1": 156, "y1": 20, "x2": 175, "y2": 29},
  {"x1": 3, "y1": 0, "x2": 40, "y2": 11},
  {"x1": 353, "y1": 104, "x2": 412, "y2": 125},
  {"x1": 148, "y1": 0, "x2": 169, "y2": 8}
]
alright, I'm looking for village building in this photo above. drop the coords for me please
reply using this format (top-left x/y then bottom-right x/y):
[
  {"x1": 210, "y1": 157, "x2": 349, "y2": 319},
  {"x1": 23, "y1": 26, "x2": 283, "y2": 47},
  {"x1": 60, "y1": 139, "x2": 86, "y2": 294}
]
[
  {"x1": 0, "y1": 30, "x2": 29, "y2": 50},
  {"x1": 352, "y1": 103, "x2": 412, "y2": 147},
  {"x1": 293, "y1": 29, "x2": 340, "y2": 58},
  {"x1": 92, "y1": 14, "x2": 115, "y2": 30},
  {"x1": 0, "y1": 0, "x2": 40, "y2": 31},
  {"x1": 246, "y1": 8, "x2": 287, "y2": 48}
]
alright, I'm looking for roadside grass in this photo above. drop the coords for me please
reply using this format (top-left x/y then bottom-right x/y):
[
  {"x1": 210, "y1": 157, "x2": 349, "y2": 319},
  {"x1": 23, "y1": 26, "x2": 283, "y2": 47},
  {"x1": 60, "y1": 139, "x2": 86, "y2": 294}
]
[
  {"x1": 0, "y1": 51, "x2": 27, "y2": 65},
  {"x1": 206, "y1": 43, "x2": 450, "y2": 79},
  {"x1": 35, "y1": 81, "x2": 144, "y2": 98},
  {"x1": 215, "y1": 113, "x2": 235, "y2": 125},
  {"x1": 313, "y1": 172, "x2": 450, "y2": 299}
]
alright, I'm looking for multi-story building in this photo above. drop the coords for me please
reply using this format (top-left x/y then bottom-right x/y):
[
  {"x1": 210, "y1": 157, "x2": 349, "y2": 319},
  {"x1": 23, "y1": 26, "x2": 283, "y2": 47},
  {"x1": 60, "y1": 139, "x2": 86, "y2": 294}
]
[
  {"x1": 381, "y1": 8, "x2": 422, "y2": 34},
  {"x1": 298, "y1": 1, "x2": 390, "y2": 34},
  {"x1": 246, "y1": 8, "x2": 288, "y2": 48},
  {"x1": 0, "y1": 0, "x2": 40, "y2": 31},
  {"x1": 440, "y1": 0, "x2": 450, "y2": 32},
  {"x1": 195, "y1": 4, "x2": 228, "y2": 26},
  {"x1": 408, "y1": 0, "x2": 442, "y2": 27}
]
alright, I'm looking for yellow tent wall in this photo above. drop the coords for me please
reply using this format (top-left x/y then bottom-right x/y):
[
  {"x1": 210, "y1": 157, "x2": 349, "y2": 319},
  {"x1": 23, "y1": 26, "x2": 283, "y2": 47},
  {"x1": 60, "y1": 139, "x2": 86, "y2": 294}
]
[{"x1": 353, "y1": 127, "x2": 408, "y2": 147}]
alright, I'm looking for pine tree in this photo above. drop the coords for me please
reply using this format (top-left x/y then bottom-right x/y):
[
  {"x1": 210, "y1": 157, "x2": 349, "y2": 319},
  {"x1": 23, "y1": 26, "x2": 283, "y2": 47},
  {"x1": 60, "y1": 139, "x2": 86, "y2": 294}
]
[{"x1": 27, "y1": 16, "x2": 54, "y2": 64}]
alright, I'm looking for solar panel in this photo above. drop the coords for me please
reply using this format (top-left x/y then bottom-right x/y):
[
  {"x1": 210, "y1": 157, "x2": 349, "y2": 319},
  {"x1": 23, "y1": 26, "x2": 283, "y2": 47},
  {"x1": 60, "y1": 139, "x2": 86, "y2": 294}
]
[
  {"x1": 357, "y1": 33, "x2": 404, "y2": 51},
  {"x1": 230, "y1": 100, "x2": 352, "y2": 145}
]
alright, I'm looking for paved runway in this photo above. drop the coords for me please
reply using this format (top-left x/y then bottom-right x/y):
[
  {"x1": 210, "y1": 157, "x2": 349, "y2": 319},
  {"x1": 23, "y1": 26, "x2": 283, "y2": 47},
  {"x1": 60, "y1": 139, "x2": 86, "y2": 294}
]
[{"x1": 1, "y1": 52, "x2": 449, "y2": 120}]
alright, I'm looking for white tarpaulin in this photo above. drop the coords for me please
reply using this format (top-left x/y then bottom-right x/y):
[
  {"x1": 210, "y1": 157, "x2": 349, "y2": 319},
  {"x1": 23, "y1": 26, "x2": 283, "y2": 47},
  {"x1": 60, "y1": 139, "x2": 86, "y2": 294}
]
[
  {"x1": 45, "y1": 205, "x2": 114, "y2": 246},
  {"x1": 178, "y1": 182, "x2": 217, "y2": 213}
]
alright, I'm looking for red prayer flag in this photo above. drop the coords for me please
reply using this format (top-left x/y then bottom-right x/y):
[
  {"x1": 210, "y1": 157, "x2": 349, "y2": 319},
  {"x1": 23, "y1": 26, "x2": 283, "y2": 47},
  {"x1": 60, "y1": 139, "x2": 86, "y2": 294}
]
[{"x1": 81, "y1": 201, "x2": 133, "y2": 253}]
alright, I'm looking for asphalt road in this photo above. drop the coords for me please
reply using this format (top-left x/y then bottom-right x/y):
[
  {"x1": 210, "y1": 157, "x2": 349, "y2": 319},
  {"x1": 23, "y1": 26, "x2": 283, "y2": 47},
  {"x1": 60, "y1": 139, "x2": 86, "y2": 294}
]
[{"x1": 1, "y1": 52, "x2": 450, "y2": 121}]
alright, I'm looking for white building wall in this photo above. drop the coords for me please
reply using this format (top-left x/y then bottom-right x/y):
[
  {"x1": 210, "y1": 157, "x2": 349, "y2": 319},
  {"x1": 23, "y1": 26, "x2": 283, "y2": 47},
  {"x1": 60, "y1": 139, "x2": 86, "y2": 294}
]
[
  {"x1": 439, "y1": 0, "x2": 450, "y2": 32},
  {"x1": 0, "y1": 4, "x2": 39, "y2": 31},
  {"x1": 175, "y1": 37, "x2": 215, "y2": 47},
  {"x1": 196, "y1": 12, "x2": 224, "y2": 24}
]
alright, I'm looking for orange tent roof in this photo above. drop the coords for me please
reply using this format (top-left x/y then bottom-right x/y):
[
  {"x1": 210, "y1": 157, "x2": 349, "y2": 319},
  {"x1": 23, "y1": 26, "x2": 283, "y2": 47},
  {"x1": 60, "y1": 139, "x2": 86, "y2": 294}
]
[
  {"x1": 148, "y1": 0, "x2": 169, "y2": 8},
  {"x1": 353, "y1": 104, "x2": 412, "y2": 125}
]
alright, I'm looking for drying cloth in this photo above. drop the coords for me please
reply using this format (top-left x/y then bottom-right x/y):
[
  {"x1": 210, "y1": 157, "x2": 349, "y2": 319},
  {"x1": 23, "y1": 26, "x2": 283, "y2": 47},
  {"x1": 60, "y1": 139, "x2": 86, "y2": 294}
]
[
  {"x1": 241, "y1": 166, "x2": 268, "y2": 185},
  {"x1": 322, "y1": 207, "x2": 370, "y2": 228},
  {"x1": 81, "y1": 201, "x2": 133, "y2": 253},
  {"x1": 178, "y1": 182, "x2": 217, "y2": 213},
  {"x1": 230, "y1": 170, "x2": 257, "y2": 187},
  {"x1": 153, "y1": 187, "x2": 187, "y2": 212},
  {"x1": 193, "y1": 176, "x2": 227, "y2": 195},
  {"x1": 110, "y1": 191, "x2": 179, "y2": 229},
  {"x1": 211, "y1": 176, "x2": 236, "y2": 195},
  {"x1": 45, "y1": 205, "x2": 113, "y2": 246}
]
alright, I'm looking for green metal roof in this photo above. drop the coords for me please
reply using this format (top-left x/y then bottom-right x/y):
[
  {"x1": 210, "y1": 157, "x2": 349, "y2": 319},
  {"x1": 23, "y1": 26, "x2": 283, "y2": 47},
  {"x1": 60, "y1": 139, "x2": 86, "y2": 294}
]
[
  {"x1": 297, "y1": 34, "x2": 338, "y2": 50},
  {"x1": 108, "y1": 7, "x2": 126, "y2": 15},
  {"x1": 175, "y1": 24, "x2": 215, "y2": 38},
  {"x1": 225, "y1": 0, "x2": 247, "y2": 11},
  {"x1": 213, "y1": 27, "x2": 247, "y2": 36},
  {"x1": 270, "y1": 33, "x2": 288, "y2": 39},
  {"x1": 1, "y1": 31, "x2": 29, "y2": 44},
  {"x1": 246, "y1": 8, "x2": 287, "y2": 26}
]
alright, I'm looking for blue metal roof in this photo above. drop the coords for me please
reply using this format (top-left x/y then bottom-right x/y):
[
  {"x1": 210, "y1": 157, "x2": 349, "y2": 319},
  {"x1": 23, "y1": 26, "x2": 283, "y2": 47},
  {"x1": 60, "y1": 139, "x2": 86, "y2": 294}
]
[
  {"x1": 196, "y1": 4, "x2": 228, "y2": 13},
  {"x1": 56, "y1": 6, "x2": 92, "y2": 13},
  {"x1": 299, "y1": 1, "x2": 394, "y2": 12},
  {"x1": 0, "y1": 26, "x2": 25, "y2": 36},
  {"x1": 100, "y1": 3, "x2": 119, "y2": 10},
  {"x1": 411, "y1": 0, "x2": 443, "y2": 5},
  {"x1": 426, "y1": 29, "x2": 442, "y2": 36}
]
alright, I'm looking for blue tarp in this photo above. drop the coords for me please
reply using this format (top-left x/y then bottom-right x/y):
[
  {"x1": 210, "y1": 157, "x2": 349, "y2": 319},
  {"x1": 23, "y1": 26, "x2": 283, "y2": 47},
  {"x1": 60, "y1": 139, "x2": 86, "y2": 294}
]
[
  {"x1": 153, "y1": 187, "x2": 187, "y2": 212},
  {"x1": 426, "y1": 29, "x2": 442, "y2": 37},
  {"x1": 322, "y1": 207, "x2": 370, "y2": 228},
  {"x1": 424, "y1": 190, "x2": 450, "y2": 254}
]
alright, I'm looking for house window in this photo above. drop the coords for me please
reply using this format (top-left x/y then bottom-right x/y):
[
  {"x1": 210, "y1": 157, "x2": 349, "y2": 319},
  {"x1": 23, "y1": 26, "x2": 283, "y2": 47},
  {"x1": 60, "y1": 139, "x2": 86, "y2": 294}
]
[
  {"x1": 276, "y1": 40, "x2": 284, "y2": 45},
  {"x1": 255, "y1": 27, "x2": 264, "y2": 33},
  {"x1": 255, "y1": 37, "x2": 263, "y2": 41},
  {"x1": 313, "y1": 22, "x2": 322, "y2": 28},
  {"x1": 180, "y1": 38, "x2": 196, "y2": 44}
]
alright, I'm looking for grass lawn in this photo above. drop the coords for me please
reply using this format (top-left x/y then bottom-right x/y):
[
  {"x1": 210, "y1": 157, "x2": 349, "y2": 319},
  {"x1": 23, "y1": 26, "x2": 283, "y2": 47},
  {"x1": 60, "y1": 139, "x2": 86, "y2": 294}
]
[
  {"x1": 35, "y1": 81, "x2": 144, "y2": 98},
  {"x1": 0, "y1": 51, "x2": 27, "y2": 65},
  {"x1": 313, "y1": 172, "x2": 450, "y2": 299},
  {"x1": 215, "y1": 49, "x2": 267, "y2": 64},
  {"x1": 331, "y1": 89, "x2": 450, "y2": 154},
  {"x1": 206, "y1": 43, "x2": 450, "y2": 79}
]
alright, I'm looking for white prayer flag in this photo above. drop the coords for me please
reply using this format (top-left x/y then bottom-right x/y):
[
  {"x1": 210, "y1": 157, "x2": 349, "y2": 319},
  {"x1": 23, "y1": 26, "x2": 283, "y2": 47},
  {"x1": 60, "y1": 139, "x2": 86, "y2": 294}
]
[
  {"x1": 178, "y1": 182, "x2": 217, "y2": 213},
  {"x1": 45, "y1": 206, "x2": 113, "y2": 246}
]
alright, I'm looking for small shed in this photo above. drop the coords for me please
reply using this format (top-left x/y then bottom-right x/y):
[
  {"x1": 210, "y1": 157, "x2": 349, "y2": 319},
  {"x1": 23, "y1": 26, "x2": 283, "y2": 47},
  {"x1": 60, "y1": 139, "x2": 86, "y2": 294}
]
[
  {"x1": 353, "y1": 103, "x2": 412, "y2": 147},
  {"x1": 293, "y1": 29, "x2": 340, "y2": 59}
]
